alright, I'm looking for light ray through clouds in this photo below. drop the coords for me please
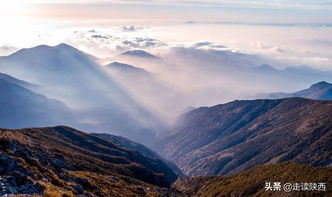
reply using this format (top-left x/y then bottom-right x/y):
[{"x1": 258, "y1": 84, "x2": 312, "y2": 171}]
[{"x1": 0, "y1": 0, "x2": 331, "y2": 137}]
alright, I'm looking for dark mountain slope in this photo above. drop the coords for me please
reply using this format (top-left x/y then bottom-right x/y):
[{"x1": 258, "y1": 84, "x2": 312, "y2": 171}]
[
  {"x1": 172, "y1": 162, "x2": 332, "y2": 197},
  {"x1": 95, "y1": 133, "x2": 184, "y2": 177},
  {"x1": 261, "y1": 81, "x2": 332, "y2": 100},
  {"x1": 95, "y1": 133, "x2": 163, "y2": 159},
  {"x1": 156, "y1": 98, "x2": 332, "y2": 176},
  {"x1": 0, "y1": 78, "x2": 75, "y2": 128},
  {"x1": 0, "y1": 126, "x2": 178, "y2": 196}
]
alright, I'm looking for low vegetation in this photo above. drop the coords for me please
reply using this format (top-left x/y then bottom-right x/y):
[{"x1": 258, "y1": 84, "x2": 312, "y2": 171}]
[{"x1": 173, "y1": 162, "x2": 332, "y2": 197}]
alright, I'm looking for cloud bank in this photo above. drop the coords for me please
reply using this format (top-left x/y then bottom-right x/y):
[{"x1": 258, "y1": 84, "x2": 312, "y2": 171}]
[{"x1": 25, "y1": 0, "x2": 332, "y2": 9}]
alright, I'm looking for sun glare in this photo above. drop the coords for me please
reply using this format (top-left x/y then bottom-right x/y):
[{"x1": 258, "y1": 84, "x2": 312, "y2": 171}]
[{"x1": 0, "y1": 1, "x2": 28, "y2": 16}]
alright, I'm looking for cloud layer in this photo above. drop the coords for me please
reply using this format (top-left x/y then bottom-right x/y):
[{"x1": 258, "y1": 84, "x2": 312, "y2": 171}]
[{"x1": 24, "y1": 0, "x2": 332, "y2": 9}]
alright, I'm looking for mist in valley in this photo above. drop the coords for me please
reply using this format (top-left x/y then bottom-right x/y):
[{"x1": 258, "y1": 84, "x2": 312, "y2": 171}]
[{"x1": 1, "y1": 40, "x2": 331, "y2": 146}]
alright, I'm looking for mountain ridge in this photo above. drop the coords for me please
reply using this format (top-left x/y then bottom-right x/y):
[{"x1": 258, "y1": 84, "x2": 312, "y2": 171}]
[
  {"x1": 155, "y1": 97, "x2": 332, "y2": 176},
  {"x1": 95, "y1": 133, "x2": 185, "y2": 177},
  {"x1": 0, "y1": 72, "x2": 36, "y2": 89},
  {"x1": 105, "y1": 61, "x2": 149, "y2": 73}
]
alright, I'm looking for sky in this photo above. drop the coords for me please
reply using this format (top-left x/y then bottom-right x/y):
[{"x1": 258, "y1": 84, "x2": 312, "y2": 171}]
[{"x1": 0, "y1": 0, "x2": 331, "y2": 70}]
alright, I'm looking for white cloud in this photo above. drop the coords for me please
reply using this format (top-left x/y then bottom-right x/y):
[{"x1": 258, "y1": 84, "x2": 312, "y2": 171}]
[{"x1": 39, "y1": 27, "x2": 168, "y2": 57}]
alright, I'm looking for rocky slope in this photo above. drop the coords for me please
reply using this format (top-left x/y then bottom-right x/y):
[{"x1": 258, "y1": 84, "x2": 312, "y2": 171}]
[
  {"x1": 156, "y1": 98, "x2": 332, "y2": 176},
  {"x1": 0, "y1": 126, "x2": 178, "y2": 196},
  {"x1": 172, "y1": 162, "x2": 332, "y2": 197}
]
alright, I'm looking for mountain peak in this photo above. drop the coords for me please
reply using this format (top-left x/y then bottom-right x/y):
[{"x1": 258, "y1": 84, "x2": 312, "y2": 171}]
[
  {"x1": 257, "y1": 64, "x2": 277, "y2": 71},
  {"x1": 121, "y1": 50, "x2": 159, "y2": 59},
  {"x1": 55, "y1": 43, "x2": 76, "y2": 50},
  {"x1": 9, "y1": 44, "x2": 68, "y2": 58},
  {"x1": 309, "y1": 81, "x2": 332, "y2": 89},
  {"x1": 9, "y1": 45, "x2": 52, "y2": 56}
]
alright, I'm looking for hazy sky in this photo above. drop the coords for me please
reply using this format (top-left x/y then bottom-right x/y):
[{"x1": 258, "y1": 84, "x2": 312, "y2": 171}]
[
  {"x1": 0, "y1": 0, "x2": 331, "y2": 70},
  {"x1": 2, "y1": 0, "x2": 332, "y2": 22},
  {"x1": 6, "y1": 0, "x2": 332, "y2": 8}
]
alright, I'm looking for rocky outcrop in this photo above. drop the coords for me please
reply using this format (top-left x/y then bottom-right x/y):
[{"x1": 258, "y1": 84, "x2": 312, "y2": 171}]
[{"x1": 0, "y1": 126, "x2": 178, "y2": 196}]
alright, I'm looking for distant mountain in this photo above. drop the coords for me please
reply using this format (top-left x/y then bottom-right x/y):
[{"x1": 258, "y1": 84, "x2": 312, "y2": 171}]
[
  {"x1": 0, "y1": 44, "x2": 163, "y2": 145},
  {"x1": 105, "y1": 62, "x2": 149, "y2": 74},
  {"x1": 0, "y1": 126, "x2": 178, "y2": 196},
  {"x1": 261, "y1": 81, "x2": 332, "y2": 100},
  {"x1": 120, "y1": 50, "x2": 159, "y2": 59},
  {"x1": 95, "y1": 133, "x2": 184, "y2": 177},
  {"x1": 172, "y1": 162, "x2": 332, "y2": 197},
  {"x1": 103, "y1": 61, "x2": 152, "y2": 83},
  {"x1": 0, "y1": 43, "x2": 111, "y2": 106},
  {"x1": 249, "y1": 64, "x2": 332, "y2": 92},
  {"x1": 0, "y1": 77, "x2": 75, "y2": 128},
  {"x1": 155, "y1": 98, "x2": 332, "y2": 176},
  {"x1": 99, "y1": 50, "x2": 159, "y2": 67}
]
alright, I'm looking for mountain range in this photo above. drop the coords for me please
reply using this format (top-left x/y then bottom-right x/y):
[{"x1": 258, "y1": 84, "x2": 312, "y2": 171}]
[
  {"x1": 155, "y1": 97, "x2": 332, "y2": 176},
  {"x1": 0, "y1": 44, "x2": 163, "y2": 145},
  {"x1": 1, "y1": 125, "x2": 330, "y2": 196},
  {"x1": 0, "y1": 43, "x2": 332, "y2": 196},
  {"x1": 0, "y1": 43, "x2": 145, "y2": 109}
]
